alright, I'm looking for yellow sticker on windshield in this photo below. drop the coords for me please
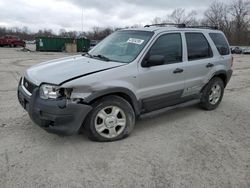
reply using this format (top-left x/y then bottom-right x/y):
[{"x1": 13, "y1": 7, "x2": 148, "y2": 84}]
[{"x1": 127, "y1": 38, "x2": 144, "y2": 45}]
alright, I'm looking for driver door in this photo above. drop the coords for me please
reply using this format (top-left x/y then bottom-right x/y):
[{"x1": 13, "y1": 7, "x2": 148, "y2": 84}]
[{"x1": 137, "y1": 32, "x2": 186, "y2": 112}]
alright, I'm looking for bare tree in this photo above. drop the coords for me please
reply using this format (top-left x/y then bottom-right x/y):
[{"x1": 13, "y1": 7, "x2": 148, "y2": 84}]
[
  {"x1": 204, "y1": 1, "x2": 228, "y2": 27},
  {"x1": 59, "y1": 28, "x2": 67, "y2": 36},
  {"x1": 166, "y1": 8, "x2": 198, "y2": 25},
  {"x1": 131, "y1": 24, "x2": 143, "y2": 28},
  {"x1": 230, "y1": 0, "x2": 250, "y2": 28},
  {"x1": 92, "y1": 26, "x2": 100, "y2": 39},
  {"x1": 229, "y1": 0, "x2": 250, "y2": 44},
  {"x1": 85, "y1": 27, "x2": 115, "y2": 40},
  {"x1": 36, "y1": 29, "x2": 55, "y2": 37},
  {"x1": 151, "y1": 17, "x2": 163, "y2": 24},
  {"x1": 204, "y1": 1, "x2": 233, "y2": 39}
]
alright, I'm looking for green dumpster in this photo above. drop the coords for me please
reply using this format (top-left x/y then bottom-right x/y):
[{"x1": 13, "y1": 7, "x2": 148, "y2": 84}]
[
  {"x1": 36, "y1": 37, "x2": 90, "y2": 52},
  {"x1": 77, "y1": 38, "x2": 90, "y2": 52}
]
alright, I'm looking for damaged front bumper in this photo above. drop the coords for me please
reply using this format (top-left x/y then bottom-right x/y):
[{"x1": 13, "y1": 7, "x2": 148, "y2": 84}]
[{"x1": 17, "y1": 80, "x2": 92, "y2": 135}]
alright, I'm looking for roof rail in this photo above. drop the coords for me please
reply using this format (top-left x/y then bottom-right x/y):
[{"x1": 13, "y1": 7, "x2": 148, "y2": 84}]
[
  {"x1": 144, "y1": 23, "x2": 186, "y2": 28},
  {"x1": 144, "y1": 23, "x2": 218, "y2": 30},
  {"x1": 185, "y1": 25, "x2": 218, "y2": 30}
]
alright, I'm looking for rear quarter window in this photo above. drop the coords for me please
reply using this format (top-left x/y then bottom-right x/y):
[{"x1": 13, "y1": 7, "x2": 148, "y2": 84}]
[{"x1": 209, "y1": 33, "x2": 230, "y2": 55}]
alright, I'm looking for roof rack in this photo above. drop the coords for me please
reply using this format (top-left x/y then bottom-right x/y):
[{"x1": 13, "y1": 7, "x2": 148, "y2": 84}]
[
  {"x1": 186, "y1": 25, "x2": 218, "y2": 30},
  {"x1": 144, "y1": 23, "x2": 218, "y2": 30},
  {"x1": 144, "y1": 23, "x2": 186, "y2": 28}
]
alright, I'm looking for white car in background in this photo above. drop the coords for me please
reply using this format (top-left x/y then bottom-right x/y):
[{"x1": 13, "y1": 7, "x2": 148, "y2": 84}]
[{"x1": 243, "y1": 47, "x2": 250, "y2": 54}]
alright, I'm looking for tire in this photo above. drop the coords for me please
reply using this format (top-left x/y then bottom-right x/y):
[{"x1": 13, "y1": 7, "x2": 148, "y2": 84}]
[
  {"x1": 200, "y1": 77, "x2": 225, "y2": 110},
  {"x1": 84, "y1": 95, "x2": 135, "y2": 142}
]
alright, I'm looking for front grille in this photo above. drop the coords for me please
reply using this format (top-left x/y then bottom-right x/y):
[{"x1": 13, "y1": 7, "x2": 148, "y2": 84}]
[{"x1": 23, "y1": 77, "x2": 37, "y2": 94}]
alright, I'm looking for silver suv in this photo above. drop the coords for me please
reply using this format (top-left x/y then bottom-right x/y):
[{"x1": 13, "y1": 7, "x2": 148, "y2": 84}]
[{"x1": 18, "y1": 24, "x2": 233, "y2": 142}]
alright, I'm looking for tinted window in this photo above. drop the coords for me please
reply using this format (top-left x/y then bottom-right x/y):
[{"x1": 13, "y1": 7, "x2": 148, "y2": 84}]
[
  {"x1": 149, "y1": 33, "x2": 182, "y2": 64},
  {"x1": 185, "y1": 33, "x2": 213, "y2": 61},
  {"x1": 209, "y1": 33, "x2": 230, "y2": 55}
]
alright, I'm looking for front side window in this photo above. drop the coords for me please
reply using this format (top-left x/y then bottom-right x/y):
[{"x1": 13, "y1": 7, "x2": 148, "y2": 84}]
[
  {"x1": 209, "y1": 33, "x2": 230, "y2": 55},
  {"x1": 149, "y1": 33, "x2": 183, "y2": 64},
  {"x1": 185, "y1": 33, "x2": 213, "y2": 61},
  {"x1": 89, "y1": 30, "x2": 154, "y2": 63}
]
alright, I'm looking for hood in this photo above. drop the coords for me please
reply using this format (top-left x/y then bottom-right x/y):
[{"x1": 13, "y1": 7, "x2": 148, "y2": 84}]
[{"x1": 25, "y1": 55, "x2": 123, "y2": 86}]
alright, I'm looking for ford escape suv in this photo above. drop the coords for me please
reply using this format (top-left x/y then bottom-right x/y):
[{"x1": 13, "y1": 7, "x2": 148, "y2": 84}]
[{"x1": 18, "y1": 24, "x2": 233, "y2": 142}]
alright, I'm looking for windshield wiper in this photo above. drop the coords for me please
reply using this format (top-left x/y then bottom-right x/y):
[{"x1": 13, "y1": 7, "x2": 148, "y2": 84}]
[
  {"x1": 83, "y1": 53, "x2": 116, "y2": 62},
  {"x1": 93, "y1": 54, "x2": 111, "y2": 61},
  {"x1": 82, "y1": 52, "x2": 93, "y2": 58}
]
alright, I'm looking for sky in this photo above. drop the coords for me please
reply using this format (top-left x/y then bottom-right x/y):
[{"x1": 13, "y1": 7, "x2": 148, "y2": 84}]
[{"x1": 0, "y1": 0, "x2": 229, "y2": 33}]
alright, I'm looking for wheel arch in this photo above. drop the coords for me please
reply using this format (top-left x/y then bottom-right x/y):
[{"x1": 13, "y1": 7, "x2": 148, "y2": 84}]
[
  {"x1": 210, "y1": 70, "x2": 229, "y2": 87},
  {"x1": 84, "y1": 88, "x2": 140, "y2": 116},
  {"x1": 213, "y1": 71, "x2": 227, "y2": 87},
  {"x1": 201, "y1": 70, "x2": 228, "y2": 93}
]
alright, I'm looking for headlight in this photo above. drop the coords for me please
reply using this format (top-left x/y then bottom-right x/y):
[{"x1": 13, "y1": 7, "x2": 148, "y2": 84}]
[{"x1": 39, "y1": 84, "x2": 61, "y2": 99}]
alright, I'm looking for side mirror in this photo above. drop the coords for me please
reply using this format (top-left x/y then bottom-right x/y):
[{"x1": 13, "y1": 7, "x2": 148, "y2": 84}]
[{"x1": 142, "y1": 55, "x2": 165, "y2": 67}]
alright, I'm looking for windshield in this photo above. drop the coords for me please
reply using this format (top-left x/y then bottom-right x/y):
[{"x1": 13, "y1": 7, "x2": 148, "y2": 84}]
[{"x1": 88, "y1": 30, "x2": 154, "y2": 63}]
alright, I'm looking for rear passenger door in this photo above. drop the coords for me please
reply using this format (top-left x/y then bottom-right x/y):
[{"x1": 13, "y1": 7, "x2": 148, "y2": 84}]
[{"x1": 183, "y1": 32, "x2": 215, "y2": 96}]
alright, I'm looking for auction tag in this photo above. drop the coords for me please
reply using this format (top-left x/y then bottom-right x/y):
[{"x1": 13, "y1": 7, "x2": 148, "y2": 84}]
[{"x1": 127, "y1": 38, "x2": 144, "y2": 45}]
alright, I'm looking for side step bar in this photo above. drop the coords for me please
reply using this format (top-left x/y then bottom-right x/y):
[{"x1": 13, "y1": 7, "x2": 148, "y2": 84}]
[{"x1": 139, "y1": 99, "x2": 200, "y2": 119}]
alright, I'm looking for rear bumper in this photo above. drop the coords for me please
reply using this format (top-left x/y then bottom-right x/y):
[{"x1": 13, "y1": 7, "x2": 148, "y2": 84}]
[
  {"x1": 226, "y1": 69, "x2": 233, "y2": 84},
  {"x1": 17, "y1": 82, "x2": 92, "y2": 135}
]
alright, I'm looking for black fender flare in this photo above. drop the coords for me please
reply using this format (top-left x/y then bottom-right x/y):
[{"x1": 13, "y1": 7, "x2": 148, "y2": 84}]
[
  {"x1": 84, "y1": 87, "x2": 140, "y2": 116},
  {"x1": 211, "y1": 69, "x2": 232, "y2": 86},
  {"x1": 201, "y1": 69, "x2": 232, "y2": 93}
]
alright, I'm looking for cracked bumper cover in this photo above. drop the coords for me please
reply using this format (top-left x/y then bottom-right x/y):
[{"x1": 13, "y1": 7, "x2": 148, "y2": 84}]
[{"x1": 17, "y1": 84, "x2": 92, "y2": 135}]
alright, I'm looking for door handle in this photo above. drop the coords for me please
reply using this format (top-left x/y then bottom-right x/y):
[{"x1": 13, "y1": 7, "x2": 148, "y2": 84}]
[
  {"x1": 173, "y1": 68, "x2": 184, "y2": 74},
  {"x1": 206, "y1": 63, "x2": 214, "y2": 68}
]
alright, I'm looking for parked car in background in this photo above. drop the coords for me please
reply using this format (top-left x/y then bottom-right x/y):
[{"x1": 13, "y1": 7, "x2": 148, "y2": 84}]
[
  {"x1": 89, "y1": 40, "x2": 99, "y2": 50},
  {"x1": 242, "y1": 47, "x2": 250, "y2": 54},
  {"x1": 231, "y1": 46, "x2": 242, "y2": 54},
  {"x1": 0, "y1": 35, "x2": 26, "y2": 47}
]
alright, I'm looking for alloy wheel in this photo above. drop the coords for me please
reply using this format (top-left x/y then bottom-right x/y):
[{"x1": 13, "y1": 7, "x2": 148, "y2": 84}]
[{"x1": 94, "y1": 106, "x2": 127, "y2": 139}]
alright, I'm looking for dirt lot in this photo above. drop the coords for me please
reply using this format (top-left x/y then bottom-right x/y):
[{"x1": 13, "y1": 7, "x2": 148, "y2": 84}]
[{"x1": 0, "y1": 47, "x2": 249, "y2": 188}]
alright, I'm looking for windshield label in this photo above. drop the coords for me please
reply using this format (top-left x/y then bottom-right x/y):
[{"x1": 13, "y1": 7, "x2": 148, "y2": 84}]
[{"x1": 127, "y1": 38, "x2": 144, "y2": 45}]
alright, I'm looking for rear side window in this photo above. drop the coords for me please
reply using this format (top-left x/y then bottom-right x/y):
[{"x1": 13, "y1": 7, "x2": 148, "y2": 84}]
[
  {"x1": 185, "y1": 33, "x2": 213, "y2": 61},
  {"x1": 149, "y1": 33, "x2": 182, "y2": 64},
  {"x1": 209, "y1": 33, "x2": 230, "y2": 55}
]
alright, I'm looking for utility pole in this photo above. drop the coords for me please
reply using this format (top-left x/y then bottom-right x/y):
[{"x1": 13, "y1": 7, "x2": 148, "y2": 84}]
[{"x1": 81, "y1": 8, "x2": 84, "y2": 36}]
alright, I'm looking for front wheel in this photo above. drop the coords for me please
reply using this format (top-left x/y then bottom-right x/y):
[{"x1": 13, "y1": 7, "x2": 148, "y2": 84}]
[
  {"x1": 200, "y1": 77, "x2": 225, "y2": 110},
  {"x1": 84, "y1": 95, "x2": 135, "y2": 142}
]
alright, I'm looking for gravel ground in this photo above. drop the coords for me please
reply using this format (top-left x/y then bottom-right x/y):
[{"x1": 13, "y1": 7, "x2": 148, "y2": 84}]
[{"x1": 0, "y1": 47, "x2": 249, "y2": 188}]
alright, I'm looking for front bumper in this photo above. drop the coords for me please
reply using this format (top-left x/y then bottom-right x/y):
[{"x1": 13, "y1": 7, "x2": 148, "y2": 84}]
[{"x1": 17, "y1": 81, "x2": 92, "y2": 135}]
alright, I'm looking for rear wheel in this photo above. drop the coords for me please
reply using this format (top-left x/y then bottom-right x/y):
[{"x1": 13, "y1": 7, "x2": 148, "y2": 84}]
[
  {"x1": 200, "y1": 77, "x2": 224, "y2": 110},
  {"x1": 84, "y1": 95, "x2": 135, "y2": 142}
]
